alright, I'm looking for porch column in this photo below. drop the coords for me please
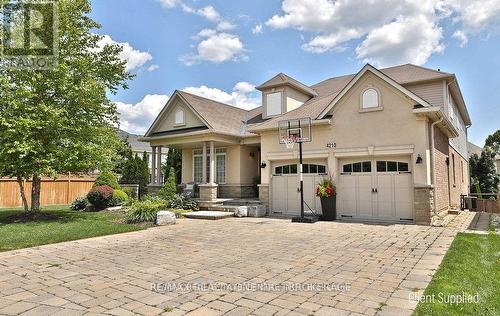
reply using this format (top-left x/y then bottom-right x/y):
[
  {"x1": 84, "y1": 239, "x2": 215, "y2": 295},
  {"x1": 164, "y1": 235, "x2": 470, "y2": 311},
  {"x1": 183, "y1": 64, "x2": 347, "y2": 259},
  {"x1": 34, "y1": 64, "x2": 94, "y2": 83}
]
[
  {"x1": 209, "y1": 141, "x2": 215, "y2": 184},
  {"x1": 157, "y1": 146, "x2": 163, "y2": 184},
  {"x1": 202, "y1": 142, "x2": 207, "y2": 183},
  {"x1": 151, "y1": 146, "x2": 157, "y2": 184}
]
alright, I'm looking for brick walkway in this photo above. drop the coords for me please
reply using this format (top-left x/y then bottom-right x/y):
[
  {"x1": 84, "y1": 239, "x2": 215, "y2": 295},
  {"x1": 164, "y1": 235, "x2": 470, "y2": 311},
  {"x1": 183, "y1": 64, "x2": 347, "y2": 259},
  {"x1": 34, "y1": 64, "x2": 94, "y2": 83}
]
[{"x1": 0, "y1": 212, "x2": 475, "y2": 316}]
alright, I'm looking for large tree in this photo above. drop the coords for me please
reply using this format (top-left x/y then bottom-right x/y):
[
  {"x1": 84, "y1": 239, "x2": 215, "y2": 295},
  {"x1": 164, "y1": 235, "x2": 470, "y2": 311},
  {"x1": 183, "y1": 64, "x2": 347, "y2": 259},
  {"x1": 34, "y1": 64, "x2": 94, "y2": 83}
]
[
  {"x1": 485, "y1": 130, "x2": 500, "y2": 155},
  {"x1": 469, "y1": 147, "x2": 500, "y2": 195},
  {"x1": 0, "y1": 0, "x2": 132, "y2": 213}
]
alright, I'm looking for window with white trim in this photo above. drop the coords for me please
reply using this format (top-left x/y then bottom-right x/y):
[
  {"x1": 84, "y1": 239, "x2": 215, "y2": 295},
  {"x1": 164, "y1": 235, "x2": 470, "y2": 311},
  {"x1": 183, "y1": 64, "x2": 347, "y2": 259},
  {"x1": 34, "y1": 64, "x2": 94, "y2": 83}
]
[
  {"x1": 362, "y1": 88, "x2": 379, "y2": 109},
  {"x1": 215, "y1": 148, "x2": 226, "y2": 183},
  {"x1": 266, "y1": 92, "x2": 282, "y2": 116},
  {"x1": 175, "y1": 109, "x2": 184, "y2": 124},
  {"x1": 193, "y1": 152, "x2": 203, "y2": 183}
]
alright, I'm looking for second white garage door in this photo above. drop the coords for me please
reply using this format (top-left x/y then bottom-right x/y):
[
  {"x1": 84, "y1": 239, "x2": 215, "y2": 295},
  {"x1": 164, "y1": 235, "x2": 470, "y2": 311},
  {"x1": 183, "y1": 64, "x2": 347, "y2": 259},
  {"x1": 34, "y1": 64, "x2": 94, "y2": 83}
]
[
  {"x1": 271, "y1": 163, "x2": 327, "y2": 216},
  {"x1": 337, "y1": 158, "x2": 413, "y2": 222}
]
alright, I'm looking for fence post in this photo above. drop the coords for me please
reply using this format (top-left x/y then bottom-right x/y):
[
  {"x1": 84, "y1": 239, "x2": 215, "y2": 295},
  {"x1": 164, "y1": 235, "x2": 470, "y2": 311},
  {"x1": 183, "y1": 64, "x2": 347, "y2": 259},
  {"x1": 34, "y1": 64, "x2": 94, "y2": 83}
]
[{"x1": 67, "y1": 173, "x2": 71, "y2": 204}]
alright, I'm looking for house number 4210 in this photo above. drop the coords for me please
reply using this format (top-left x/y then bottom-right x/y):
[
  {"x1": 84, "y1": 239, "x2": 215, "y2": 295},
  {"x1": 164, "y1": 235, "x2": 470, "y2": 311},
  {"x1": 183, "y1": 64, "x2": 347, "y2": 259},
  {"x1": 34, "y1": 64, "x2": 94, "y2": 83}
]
[{"x1": 326, "y1": 142, "x2": 336, "y2": 148}]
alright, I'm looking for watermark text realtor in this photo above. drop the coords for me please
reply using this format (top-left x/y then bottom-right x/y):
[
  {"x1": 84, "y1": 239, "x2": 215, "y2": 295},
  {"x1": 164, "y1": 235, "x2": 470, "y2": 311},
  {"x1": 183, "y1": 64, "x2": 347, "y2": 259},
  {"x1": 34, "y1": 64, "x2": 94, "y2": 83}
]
[
  {"x1": 152, "y1": 282, "x2": 351, "y2": 293},
  {"x1": 1, "y1": 0, "x2": 58, "y2": 69}
]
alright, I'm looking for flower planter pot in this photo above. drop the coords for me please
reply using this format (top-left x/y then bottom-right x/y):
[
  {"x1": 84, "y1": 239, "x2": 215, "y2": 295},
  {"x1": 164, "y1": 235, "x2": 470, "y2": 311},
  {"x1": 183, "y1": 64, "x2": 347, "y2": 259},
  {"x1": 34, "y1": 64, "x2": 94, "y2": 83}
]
[{"x1": 320, "y1": 196, "x2": 336, "y2": 221}]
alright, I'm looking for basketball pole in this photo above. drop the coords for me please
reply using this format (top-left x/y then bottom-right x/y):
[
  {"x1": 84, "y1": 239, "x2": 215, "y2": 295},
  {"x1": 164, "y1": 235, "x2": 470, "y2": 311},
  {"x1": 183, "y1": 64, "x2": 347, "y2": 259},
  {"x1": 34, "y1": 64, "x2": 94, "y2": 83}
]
[{"x1": 299, "y1": 140, "x2": 304, "y2": 219}]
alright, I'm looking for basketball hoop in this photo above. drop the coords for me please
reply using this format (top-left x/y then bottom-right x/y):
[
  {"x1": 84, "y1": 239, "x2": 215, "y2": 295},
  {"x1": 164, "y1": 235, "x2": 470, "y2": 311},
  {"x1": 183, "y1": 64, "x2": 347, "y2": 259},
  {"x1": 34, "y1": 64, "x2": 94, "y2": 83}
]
[{"x1": 284, "y1": 137, "x2": 296, "y2": 149}]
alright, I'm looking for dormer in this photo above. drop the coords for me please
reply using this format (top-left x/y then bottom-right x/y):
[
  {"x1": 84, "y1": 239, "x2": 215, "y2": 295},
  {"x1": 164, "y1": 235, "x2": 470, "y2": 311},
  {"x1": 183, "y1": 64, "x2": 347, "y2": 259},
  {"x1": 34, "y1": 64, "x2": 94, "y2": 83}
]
[{"x1": 256, "y1": 73, "x2": 317, "y2": 119}]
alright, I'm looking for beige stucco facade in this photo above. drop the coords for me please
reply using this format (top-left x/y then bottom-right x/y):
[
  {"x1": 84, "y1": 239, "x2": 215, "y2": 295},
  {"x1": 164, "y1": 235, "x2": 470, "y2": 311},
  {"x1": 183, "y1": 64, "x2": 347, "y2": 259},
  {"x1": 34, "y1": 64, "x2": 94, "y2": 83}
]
[{"x1": 141, "y1": 64, "x2": 471, "y2": 225}]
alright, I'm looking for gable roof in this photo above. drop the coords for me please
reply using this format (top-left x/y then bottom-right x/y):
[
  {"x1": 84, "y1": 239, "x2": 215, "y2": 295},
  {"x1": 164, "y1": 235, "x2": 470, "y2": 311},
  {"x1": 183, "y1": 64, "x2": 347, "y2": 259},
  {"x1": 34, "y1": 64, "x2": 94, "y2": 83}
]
[
  {"x1": 144, "y1": 90, "x2": 263, "y2": 138},
  {"x1": 144, "y1": 63, "x2": 469, "y2": 138},
  {"x1": 250, "y1": 64, "x2": 438, "y2": 131},
  {"x1": 256, "y1": 73, "x2": 318, "y2": 97}
]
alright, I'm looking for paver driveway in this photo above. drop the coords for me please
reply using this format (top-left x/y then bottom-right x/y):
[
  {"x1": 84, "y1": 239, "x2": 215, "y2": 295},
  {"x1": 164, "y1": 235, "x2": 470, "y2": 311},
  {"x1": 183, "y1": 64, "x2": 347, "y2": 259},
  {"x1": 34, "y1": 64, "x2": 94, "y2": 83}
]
[{"x1": 0, "y1": 212, "x2": 474, "y2": 316}]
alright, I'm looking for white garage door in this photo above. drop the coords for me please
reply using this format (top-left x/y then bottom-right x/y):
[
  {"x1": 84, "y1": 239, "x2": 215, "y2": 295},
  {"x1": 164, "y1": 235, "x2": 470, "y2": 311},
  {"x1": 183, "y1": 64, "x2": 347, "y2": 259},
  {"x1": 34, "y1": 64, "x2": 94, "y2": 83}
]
[
  {"x1": 271, "y1": 163, "x2": 327, "y2": 216},
  {"x1": 337, "y1": 158, "x2": 413, "y2": 222}
]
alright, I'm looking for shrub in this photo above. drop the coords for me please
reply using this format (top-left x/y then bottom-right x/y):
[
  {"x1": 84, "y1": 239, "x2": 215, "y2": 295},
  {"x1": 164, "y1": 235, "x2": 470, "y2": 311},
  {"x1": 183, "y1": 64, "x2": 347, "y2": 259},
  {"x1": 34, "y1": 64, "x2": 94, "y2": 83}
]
[
  {"x1": 120, "y1": 153, "x2": 150, "y2": 197},
  {"x1": 158, "y1": 167, "x2": 177, "y2": 200},
  {"x1": 94, "y1": 170, "x2": 120, "y2": 190},
  {"x1": 167, "y1": 193, "x2": 199, "y2": 211},
  {"x1": 108, "y1": 189, "x2": 129, "y2": 207},
  {"x1": 127, "y1": 197, "x2": 167, "y2": 223},
  {"x1": 70, "y1": 196, "x2": 88, "y2": 211},
  {"x1": 87, "y1": 185, "x2": 114, "y2": 210}
]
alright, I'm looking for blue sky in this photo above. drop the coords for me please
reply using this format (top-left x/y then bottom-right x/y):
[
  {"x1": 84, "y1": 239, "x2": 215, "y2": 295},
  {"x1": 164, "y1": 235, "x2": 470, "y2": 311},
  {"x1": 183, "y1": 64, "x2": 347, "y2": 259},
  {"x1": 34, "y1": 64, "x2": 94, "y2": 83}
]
[{"x1": 90, "y1": 0, "x2": 500, "y2": 146}]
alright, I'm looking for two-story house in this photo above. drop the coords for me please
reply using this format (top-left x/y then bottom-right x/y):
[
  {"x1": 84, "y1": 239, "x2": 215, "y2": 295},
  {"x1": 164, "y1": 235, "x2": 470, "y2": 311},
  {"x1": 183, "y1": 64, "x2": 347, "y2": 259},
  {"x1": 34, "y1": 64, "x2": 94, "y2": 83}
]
[{"x1": 140, "y1": 64, "x2": 471, "y2": 225}]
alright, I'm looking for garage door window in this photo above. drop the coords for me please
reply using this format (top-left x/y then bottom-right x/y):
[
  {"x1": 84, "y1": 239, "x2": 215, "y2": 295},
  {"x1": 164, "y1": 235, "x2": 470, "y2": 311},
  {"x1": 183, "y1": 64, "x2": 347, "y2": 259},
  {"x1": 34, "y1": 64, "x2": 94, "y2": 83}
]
[
  {"x1": 274, "y1": 164, "x2": 297, "y2": 175},
  {"x1": 275, "y1": 164, "x2": 326, "y2": 175},
  {"x1": 376, "y1": 161, "x2": 410, "y2": 173},
  {"x1": 342, "y1": 161, "x2": 371, "y2": 173}
]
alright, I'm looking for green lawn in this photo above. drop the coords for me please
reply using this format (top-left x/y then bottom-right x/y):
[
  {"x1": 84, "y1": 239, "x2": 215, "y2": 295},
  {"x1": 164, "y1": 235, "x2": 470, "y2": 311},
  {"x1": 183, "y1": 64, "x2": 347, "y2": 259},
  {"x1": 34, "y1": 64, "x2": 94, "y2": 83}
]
[
  {"x1": 0, "y1": 205, "x2": 144, "y2": 252},
  {"x1": 413, "y1": 233, "x2": 500, "y2": 316}
]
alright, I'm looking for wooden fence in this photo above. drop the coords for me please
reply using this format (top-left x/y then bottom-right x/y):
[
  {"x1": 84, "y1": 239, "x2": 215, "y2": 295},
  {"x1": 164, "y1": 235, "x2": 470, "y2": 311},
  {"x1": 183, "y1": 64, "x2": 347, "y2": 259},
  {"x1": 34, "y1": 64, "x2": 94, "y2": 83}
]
[
  {"x1": 0, "y1": 176, "x2": 95, "y2": 208},
  {"x1": 476, "y1": 199, "x2": 500, "y2": 213}
]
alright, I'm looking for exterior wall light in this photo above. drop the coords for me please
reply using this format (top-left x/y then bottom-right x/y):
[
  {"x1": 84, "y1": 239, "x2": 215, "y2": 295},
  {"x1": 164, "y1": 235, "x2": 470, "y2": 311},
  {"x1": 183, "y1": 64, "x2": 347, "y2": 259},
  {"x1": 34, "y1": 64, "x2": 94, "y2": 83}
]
[
  {"x1": 260, "y1": 162, "x2": 267, "y2": 169},
  {"x1": 416, "y1": 154, "x2": 423, "y2": 164}
]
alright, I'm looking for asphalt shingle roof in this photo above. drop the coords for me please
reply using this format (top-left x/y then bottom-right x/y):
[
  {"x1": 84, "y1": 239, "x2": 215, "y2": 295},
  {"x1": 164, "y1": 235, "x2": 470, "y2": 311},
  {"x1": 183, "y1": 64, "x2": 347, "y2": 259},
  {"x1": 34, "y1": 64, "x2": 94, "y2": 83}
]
[{"x1": 174, "y1": 64, "x2": 454, "y2": 136}]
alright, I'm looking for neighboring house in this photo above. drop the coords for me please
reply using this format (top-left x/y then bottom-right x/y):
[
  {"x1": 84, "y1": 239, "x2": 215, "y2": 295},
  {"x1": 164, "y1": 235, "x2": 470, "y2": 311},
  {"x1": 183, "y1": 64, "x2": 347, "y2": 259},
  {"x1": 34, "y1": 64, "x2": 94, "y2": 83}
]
[
  {"x1": 140, "y1": 64, "x2": 471, "y2": 225},
  {"x1": 467, "y1": 141, "x2": 482, "y2": 158},
  {"x1": 467, "y1": 141, "x2": 500, "y2": 175},
  {"x1": 118, "y1": 130, "x2": 167, "y2": 183}
]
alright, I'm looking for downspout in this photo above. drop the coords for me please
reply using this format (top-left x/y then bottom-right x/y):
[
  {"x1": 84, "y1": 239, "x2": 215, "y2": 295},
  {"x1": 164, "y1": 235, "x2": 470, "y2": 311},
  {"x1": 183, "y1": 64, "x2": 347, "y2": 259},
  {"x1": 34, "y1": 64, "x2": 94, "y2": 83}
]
[{"x1": 430, "y1": 117, "x2": 444, "y2": 219}]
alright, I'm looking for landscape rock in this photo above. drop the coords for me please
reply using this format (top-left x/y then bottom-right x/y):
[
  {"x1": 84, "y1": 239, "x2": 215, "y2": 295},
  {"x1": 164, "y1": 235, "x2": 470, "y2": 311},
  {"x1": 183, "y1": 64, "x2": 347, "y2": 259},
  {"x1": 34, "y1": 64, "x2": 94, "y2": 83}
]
[
  {"x1": 156, "y1": 211, "x2": 176, "y2": 225},
  {"x1": 234, "y1": 206, "x2": 248, "y2": 218},
  {"x1": 247, "y1": 205, "x2": 266, "y2": 217}
]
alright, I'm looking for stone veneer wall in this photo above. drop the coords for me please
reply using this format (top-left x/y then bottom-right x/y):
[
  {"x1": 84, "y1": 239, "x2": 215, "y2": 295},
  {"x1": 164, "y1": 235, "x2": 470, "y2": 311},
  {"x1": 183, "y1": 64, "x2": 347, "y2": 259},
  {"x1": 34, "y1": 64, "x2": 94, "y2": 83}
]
[
  {"x1": 258, "y1": 184, "x2": 269, "y2": 211},
  {"x1": 218, "y1": 184, "x2": 257, "y2": 198},
  {"x1": 414, "y1": 186, "x2": 434, "y2": 225}
]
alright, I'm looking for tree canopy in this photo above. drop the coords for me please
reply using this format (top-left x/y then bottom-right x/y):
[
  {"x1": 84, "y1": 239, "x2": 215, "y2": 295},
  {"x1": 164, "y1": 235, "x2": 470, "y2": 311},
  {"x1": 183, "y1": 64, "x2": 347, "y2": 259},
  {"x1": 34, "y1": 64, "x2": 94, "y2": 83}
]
[
  {"x1": 0, "y1": 0, "x2": 132, "y2": 212},
  {"x1": 469, "y1": 148, "x2": 500, "y2": 194},
  {"x1": 485, "y1": 130, "x2": 500, "y2": 155}
]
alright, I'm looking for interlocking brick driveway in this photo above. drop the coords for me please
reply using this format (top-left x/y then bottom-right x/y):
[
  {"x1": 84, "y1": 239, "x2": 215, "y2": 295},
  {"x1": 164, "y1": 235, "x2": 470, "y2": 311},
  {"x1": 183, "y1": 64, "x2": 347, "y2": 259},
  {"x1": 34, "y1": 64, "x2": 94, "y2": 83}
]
[{"x1": 0, "y1": 212, "x2": 474, "y2": 316}]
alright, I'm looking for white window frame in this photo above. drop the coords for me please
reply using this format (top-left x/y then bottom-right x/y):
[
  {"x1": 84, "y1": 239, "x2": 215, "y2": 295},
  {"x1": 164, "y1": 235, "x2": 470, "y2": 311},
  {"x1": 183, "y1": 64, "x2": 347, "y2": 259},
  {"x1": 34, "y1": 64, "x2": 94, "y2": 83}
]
[
  {"x1": 215, "y1": 148, "x2": 227, "y2": 184},
  {"x1": 361, "y1": 87, "x2": 381, "y2": 110},
  {"x1": 175, "y1": 108, "x2": 185, "y2": 125},
  {"x1": 266, "y1": 92, "x2": 282, "y2": 116},
  {"x1": 192, "y1": 149, "x2": 203, "y2": 183},
  {"x1": 192, "y1": 148, "x2": 227, "y2": 184}
]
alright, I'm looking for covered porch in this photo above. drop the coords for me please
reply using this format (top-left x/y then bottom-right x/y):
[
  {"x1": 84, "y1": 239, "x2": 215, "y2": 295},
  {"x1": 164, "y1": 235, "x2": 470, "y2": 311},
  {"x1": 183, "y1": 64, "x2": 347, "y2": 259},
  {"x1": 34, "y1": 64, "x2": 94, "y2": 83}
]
[{"x1": 147, "y1": 132, "x2": 261, "y2": 202}]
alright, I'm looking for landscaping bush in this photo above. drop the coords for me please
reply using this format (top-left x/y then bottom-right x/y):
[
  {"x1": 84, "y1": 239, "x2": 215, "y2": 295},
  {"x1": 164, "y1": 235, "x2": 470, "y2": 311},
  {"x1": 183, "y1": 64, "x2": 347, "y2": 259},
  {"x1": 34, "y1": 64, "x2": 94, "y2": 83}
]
[
  {"x1": 70, "y1": 196, "x2": 88, "y2": 211},
  {"x1": 108, "y1": 189, "x2": 129, "y2": 207},
  {"x1": 93, "y1": 170, "x2": 120, "y2": 190},
  {"x1": 126, "y1": 197, "x2": 167, "y2": 223},
  {"x1": 158, "y1": 167, "x2": 177, "y2": 200},
  {"x1": 167, "y1": 193, "x2": 199, "y2": 211},
  {"x1": 87, "y1": 185, "x2": 114, "y2": 210}
]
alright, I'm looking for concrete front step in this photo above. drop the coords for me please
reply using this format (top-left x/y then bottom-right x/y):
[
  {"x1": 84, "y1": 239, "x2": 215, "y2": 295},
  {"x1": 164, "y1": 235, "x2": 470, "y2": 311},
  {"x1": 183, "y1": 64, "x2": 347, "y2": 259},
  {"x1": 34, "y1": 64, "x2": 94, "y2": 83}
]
[
  {"x1": 223, "y1": 199, "x2": 262, "y2": 206},
  {"x1": 183, "y1": 211, "x2": 235, "y2": 220}
]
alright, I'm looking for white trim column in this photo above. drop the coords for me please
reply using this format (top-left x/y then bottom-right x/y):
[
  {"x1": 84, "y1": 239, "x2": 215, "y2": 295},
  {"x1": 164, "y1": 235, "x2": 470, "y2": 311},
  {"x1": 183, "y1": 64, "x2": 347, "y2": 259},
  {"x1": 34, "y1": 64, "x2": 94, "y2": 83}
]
[
  {"x1": 202, "y1": 142, "x2": 207, "y2": 184},
  {"x1": 157, "y1": 146, "x2": 163, "y2": 184},
  {"x1": 209, "y1": 141, "x2": 215, "y2": 184},
  {"x1": 151, "y1": 146, "x2": 157, "y2": 184}
]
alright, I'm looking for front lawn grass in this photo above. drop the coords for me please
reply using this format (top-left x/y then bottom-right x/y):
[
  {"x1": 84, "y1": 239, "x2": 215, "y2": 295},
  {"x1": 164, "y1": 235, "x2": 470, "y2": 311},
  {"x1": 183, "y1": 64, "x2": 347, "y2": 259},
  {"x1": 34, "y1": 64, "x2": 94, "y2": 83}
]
[
  {"x1": 413, "y1": 232, "x2": 500, "y2": 316},
  {"x1": 0, "y1": 205, "x2": 144, "y2": 252}
]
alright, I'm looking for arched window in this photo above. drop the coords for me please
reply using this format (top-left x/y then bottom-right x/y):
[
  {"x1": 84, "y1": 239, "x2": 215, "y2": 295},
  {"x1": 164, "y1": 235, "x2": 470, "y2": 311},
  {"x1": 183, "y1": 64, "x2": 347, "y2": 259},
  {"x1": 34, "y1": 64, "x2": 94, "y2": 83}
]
[
  {"x1": 175, "y1": 109, "x2": 184, "y2": 124},
  {"x1": 362, "y1": 88, "x2": 379, "y2": 109}
]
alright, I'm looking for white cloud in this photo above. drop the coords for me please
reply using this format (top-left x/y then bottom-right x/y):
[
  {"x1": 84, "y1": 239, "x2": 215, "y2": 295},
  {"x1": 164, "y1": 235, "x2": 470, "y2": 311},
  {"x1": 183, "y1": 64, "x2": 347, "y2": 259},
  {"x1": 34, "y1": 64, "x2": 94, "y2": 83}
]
[
  {"x1": 196, "y1": 5, "x2": 220, "y2": 22},
  {"x1": 452, "y1": 30, "x2": 468, "y2": 47},
  {"x1": 443, "y1": 0, "x2": 500, "y2": 45},
  {"x1": 216, "y1": 21, "x2": 236, "y2": 31},
  {"x1": 183, "y1": 82, "x2": 260, "y2": 110},
  {"x1": 356, "y1": 16, "x2": 444, "y2": 67},
  {"x1": 181, "y1": 31, "x2": 247, "y2": 65},
  {"x1": 147, "y1": 64, "x2": 160, "y2": 72},
  {"x1": 157, "y1": 0, "x2": 178, "y2": 8},
  {"x1": 116, "y1": 94, "x2": 169, "y2": 135},
  {"x1": 98, "y1": 35, "x2": 152, "y2": 71},
  {"x1": 266, "y1": 0, "x2": 500, "y2": 65},
  {"x1": 252, "y1": 24, "x2": 263, "y2": 34}
]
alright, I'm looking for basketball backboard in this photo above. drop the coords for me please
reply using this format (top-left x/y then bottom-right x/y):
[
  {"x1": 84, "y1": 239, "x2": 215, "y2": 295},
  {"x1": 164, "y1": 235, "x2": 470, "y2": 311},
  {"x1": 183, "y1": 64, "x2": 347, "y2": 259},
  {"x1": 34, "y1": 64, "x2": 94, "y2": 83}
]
[{"x1": 278, "y1": 117, "x2": 312, "y2": 144}]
